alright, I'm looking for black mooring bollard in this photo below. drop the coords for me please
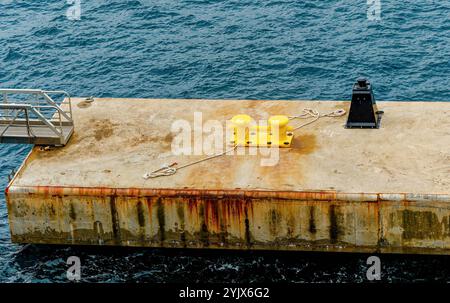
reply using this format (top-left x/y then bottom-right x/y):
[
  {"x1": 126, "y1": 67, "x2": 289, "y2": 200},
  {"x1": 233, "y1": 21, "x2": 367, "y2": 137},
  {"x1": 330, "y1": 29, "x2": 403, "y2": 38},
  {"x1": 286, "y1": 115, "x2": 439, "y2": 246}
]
[{"x1": 346, "y1": 77, "x2": 383, "y2": 129}]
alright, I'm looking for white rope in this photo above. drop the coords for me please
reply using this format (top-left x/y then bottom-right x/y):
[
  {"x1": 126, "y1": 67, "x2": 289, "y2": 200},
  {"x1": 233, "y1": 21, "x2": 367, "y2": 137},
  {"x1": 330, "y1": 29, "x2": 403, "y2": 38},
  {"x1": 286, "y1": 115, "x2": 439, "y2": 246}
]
[
  {"x1": 143, "y1": 108, "x2": 346, "y2": 179},
  {"x1": 143, "y1": 145, "x2": 238, "y2": 179},
  {"x1": 289, "y1": 108, "x2": 346, "y2": 130}
]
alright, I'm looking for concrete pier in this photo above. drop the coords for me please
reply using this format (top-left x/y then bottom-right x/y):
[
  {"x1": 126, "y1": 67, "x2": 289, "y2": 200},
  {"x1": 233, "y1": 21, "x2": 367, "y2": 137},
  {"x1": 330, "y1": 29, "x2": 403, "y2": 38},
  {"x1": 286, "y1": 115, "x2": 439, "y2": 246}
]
[{"x1": 5, "y1": 98, "x2": 450, "y2": 254}]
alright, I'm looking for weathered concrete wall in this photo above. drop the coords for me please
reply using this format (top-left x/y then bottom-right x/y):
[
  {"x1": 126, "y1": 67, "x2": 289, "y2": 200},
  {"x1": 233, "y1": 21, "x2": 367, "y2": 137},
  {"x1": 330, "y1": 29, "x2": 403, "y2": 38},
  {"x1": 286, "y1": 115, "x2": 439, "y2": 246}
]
[{"x1": 6, "y1": 187, "x2": 450, "y2": 254}]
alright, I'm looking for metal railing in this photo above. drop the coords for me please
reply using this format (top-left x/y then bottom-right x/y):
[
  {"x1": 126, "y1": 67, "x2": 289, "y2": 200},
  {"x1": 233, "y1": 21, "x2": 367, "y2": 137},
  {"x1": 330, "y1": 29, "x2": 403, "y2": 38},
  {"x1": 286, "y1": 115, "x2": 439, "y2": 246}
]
[{"x1": 0, "y1": 89, "x2": 74, "y2": 144}]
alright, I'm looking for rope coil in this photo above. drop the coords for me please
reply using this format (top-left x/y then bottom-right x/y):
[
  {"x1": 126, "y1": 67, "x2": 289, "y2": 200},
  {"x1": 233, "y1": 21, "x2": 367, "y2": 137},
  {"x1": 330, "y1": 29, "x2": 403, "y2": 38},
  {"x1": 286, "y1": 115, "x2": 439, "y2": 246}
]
[
  {"x1": 289, "y1": 108, "x2": 346, "y2": 130},
  {"x1": 143, "y1": 108, "x2": 346, "y2": 179}
]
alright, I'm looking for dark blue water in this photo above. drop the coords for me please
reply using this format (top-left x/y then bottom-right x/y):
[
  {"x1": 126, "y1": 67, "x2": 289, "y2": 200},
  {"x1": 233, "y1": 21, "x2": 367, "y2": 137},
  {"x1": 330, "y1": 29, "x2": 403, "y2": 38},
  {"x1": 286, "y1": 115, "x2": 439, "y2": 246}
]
[{"x1": 0, "y1": 0, "x2": 449, "y2": 282}]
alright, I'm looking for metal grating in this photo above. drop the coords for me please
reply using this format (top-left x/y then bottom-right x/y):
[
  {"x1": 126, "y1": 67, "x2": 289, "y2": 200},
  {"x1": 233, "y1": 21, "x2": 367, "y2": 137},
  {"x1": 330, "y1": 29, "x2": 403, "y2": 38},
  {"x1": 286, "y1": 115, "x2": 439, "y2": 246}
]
[{"x1": 0, "y1": 89, "x2": 74, "y2": 146}]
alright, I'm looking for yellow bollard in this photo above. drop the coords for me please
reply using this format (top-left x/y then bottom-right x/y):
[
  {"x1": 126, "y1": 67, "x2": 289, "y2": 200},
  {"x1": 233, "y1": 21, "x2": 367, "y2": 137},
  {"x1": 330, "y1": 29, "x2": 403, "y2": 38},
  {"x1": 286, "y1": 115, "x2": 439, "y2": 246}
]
[
  {"x1": 230, "y1": 114, "x2": 253, "y2": 146},
  {"x1": 268, "y1": 115, "x2": 292, "y2": 147},
  {"x1": 230, "y1": 114, "x2": 293, "y2": 147}
]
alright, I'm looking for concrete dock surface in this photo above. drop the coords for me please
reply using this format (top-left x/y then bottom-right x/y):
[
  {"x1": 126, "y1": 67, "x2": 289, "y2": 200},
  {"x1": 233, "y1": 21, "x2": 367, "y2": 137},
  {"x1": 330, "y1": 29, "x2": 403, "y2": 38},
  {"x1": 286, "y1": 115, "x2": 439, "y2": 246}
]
[{"x1": 5, "y1": 98, "x2": 450, "y2": 254}]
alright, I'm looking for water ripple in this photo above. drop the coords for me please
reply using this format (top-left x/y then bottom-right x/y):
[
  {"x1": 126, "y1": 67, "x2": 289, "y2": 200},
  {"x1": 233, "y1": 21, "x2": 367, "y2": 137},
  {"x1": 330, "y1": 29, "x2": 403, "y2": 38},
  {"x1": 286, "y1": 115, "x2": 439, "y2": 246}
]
[{"x1": 0, "y1": 0, "x2": 449, "y2": 282}]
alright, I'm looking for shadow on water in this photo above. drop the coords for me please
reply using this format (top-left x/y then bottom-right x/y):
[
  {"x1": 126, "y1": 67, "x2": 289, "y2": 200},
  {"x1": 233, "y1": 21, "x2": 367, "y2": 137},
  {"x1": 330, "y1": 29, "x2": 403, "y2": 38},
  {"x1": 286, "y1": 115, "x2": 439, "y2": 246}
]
[{"x1": 8, "y1": 244, "x2": 450, "y2": 283}]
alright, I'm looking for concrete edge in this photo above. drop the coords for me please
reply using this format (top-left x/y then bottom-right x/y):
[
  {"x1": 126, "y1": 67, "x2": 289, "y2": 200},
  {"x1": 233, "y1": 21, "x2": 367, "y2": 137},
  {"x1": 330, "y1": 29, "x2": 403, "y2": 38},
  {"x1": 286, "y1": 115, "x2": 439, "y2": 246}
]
[{"x1": 6, "y1": 184, "x2": 450, "y2": 203}]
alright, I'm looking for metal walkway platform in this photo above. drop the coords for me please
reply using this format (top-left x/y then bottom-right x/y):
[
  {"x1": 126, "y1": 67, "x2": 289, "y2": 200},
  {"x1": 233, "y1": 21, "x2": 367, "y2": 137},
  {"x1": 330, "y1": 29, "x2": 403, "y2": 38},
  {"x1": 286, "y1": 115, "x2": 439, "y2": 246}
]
[{"x1": 0, "y1": 89, "x2": 74, "y2": 146}]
